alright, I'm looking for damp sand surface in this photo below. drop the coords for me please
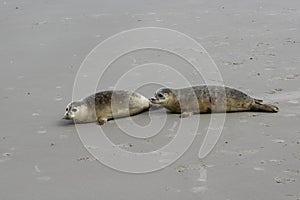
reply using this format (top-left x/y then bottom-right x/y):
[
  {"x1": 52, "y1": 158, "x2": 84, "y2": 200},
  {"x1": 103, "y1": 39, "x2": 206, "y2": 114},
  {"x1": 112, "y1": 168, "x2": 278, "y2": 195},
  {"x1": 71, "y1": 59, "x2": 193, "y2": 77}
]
[{"x1": 1, "y1": 0, "x2": 300, "y2": 199}]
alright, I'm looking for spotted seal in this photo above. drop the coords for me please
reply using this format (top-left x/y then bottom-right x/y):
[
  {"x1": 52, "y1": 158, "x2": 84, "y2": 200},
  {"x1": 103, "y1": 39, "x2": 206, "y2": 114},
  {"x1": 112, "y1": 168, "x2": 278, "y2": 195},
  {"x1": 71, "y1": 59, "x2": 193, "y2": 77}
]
[
  {"x1": 63, "y1": 90, "x2": 151, "y2": 125},
  {"x1": 150, "y1": 85, "x2": 279, "y2": 117}
]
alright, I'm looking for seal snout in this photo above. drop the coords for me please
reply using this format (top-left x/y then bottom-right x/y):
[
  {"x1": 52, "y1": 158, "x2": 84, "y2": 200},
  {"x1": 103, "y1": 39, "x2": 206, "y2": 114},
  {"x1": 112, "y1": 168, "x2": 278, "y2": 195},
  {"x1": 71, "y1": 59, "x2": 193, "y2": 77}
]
[
  {"x1": 150, "y1": 97, "x2": 157, "y2": 102},
  {"x1": 62, "y1": 113, "x2": 71, "y2": 120},
  {"x1": 150, "y1": 97, "x2": 161, "y2": 104}
]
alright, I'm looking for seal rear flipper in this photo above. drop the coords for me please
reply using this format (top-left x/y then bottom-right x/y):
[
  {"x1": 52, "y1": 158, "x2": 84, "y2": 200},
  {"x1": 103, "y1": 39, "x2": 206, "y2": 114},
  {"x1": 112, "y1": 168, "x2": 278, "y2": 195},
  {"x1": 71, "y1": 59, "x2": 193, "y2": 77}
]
[{"x1": 251, "y1": 100, "x2": 279, "y2": 112}]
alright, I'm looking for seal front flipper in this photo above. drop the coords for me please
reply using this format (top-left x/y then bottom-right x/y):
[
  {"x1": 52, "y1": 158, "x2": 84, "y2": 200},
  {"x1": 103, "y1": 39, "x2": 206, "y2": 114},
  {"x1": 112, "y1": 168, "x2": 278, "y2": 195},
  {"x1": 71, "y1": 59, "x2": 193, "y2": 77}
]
[
  {"x1": 251, "y1": 99, "x2": 279, "y2": 112},
  {"x1": 97, "y1": 117, "x2": 108, "y2": 126},
  {"x1": 179, "y1": 112, "x2": 193, "y2": 118}
]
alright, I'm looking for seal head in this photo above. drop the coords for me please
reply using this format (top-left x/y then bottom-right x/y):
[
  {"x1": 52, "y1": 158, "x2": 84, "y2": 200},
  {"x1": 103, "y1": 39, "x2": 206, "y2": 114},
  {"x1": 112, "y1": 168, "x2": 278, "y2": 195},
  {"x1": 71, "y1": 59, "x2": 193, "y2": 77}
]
[
  {"x1": 150, "y1": 88, "x2": 182, "y2": 114},
  {"x1": 63, "y1": 101, "x2": 97, "y2": 123},
  {"x1": 150, "y1": 88, "x2": 174, "y2": 105}
]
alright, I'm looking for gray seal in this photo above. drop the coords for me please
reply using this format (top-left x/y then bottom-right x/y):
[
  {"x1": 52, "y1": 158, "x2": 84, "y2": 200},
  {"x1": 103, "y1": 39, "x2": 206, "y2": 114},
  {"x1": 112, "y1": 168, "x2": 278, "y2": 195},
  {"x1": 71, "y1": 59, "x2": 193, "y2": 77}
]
[
  {"x1": 150, "y1": 85, "x2": 279, "y2": 118},
  {"x1": 63, "y1": 90, "x2": 151, "y2": 125}
]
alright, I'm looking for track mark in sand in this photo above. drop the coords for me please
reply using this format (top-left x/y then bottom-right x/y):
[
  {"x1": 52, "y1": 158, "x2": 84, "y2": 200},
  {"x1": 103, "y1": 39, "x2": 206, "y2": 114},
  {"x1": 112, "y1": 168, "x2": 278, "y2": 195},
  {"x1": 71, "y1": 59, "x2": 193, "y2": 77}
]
[
  {"x1": 34, "y1": 165, "x2": 41, "y2": 173},
  {"x1": 0, "y1": 152, "x2": 12, "y2": 163},
  {"x1": 274, "y1": 176, "x2": 296, "y2": 184},
  {"x1": 265, "y1": 90, "x2": 300, "y2": 103},
  {"x1": 37, "y1": 129, "x2": 47, "y2": 134},
  {"x1": 197, "y1": 166, "x2": 207, "y2": 182},
  {"x1": 32, "y1": 113, "x2": 40, "y2": 116},
  {"x1": 191, "y1": 186, "x2": 207, "y2": 194},
  {"x1": 254, "y1": 167, "x2": 265, "y2": 171},
  {"x1": 271, "y1": 139, "x2": 285, "y2": 143},
  {"x1": 168, "y1": 121, "x2": 178, "y2": 132},
  {"x1": 288, "y1": 100, "x2": 299, "y2": 104},
  {"x1": 36, "y1": 176, "x2": 51, "y2": 182}
]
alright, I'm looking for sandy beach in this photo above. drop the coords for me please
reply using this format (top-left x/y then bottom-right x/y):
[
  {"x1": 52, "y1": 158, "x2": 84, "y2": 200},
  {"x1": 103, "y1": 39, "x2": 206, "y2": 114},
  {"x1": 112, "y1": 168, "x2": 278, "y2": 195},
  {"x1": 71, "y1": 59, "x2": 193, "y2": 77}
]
[{"x1": 1, "y1": 0, "x2": 300, "y2": 199}]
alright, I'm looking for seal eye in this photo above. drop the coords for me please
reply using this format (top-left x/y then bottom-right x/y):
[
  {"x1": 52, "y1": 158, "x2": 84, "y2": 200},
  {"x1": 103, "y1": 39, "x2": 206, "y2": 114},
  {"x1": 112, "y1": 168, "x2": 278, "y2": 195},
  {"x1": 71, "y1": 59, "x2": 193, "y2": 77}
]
[
  {"x1": 66, "y1": 107, "x2": 69, "y2": 111},
  {"x1": 157, "y1": 93, "x2": 164, "y2": 98},
  {"x1": 71, "y1": 108, "x2": 78, "y2": 112}
]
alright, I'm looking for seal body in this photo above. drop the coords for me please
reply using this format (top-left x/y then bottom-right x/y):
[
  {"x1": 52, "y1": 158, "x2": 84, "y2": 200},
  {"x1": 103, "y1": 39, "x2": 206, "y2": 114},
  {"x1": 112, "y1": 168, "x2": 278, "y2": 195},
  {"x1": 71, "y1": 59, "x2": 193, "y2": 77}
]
[
  {"x1": 150, "y1": 85, "x2": 278, "y2": 117},
  {"x1": 64, "y1": 90, "x2": 151, "y2": 125}
]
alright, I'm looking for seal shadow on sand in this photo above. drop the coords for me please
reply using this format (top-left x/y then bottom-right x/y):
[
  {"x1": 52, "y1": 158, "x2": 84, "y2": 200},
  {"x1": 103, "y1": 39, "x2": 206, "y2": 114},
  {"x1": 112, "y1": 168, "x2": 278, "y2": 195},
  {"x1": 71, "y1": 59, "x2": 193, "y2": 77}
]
[
  {"x1": 58, "y1": 106, "x2": 163, "y2": 126},
  {"x1": 58, "y1": 105, "x2": 275, "y2": 127}
]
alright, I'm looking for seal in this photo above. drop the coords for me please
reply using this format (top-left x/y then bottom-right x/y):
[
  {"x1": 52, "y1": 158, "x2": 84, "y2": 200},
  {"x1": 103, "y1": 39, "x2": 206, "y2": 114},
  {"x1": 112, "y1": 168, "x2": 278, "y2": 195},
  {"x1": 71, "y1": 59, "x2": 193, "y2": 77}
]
[
  {"x1": 63, "y1": 90, "x2": 151, "y2": 125},
  {"x1": 150, "y1": 85, "x2": 279, "y2": 118}
]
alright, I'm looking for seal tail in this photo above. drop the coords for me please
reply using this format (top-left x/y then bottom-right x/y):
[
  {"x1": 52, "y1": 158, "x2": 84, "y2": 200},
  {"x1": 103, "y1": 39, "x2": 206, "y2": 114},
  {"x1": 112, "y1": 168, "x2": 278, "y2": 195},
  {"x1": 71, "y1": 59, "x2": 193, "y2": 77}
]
[{"x1": 251, "y1": 99, "x2": 279, "y2": 112}]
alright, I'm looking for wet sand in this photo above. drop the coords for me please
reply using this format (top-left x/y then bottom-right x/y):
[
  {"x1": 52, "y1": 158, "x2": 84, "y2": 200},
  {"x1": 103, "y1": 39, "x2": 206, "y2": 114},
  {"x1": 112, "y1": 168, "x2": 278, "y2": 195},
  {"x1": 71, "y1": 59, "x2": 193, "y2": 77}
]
[{"x1": 1, "y1": 0, "x2": 300, "y2": 199}]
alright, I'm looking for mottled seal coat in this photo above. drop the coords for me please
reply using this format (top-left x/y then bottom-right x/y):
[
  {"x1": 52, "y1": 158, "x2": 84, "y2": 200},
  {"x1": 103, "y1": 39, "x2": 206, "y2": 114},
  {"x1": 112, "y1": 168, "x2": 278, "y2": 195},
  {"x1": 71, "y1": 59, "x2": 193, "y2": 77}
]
[
  {"x1": 64, "y1": 90, "x2": 151, "y2": 125},
  {"x1": 150, "y1": 85, "x2": 279, "y2": 118}
]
